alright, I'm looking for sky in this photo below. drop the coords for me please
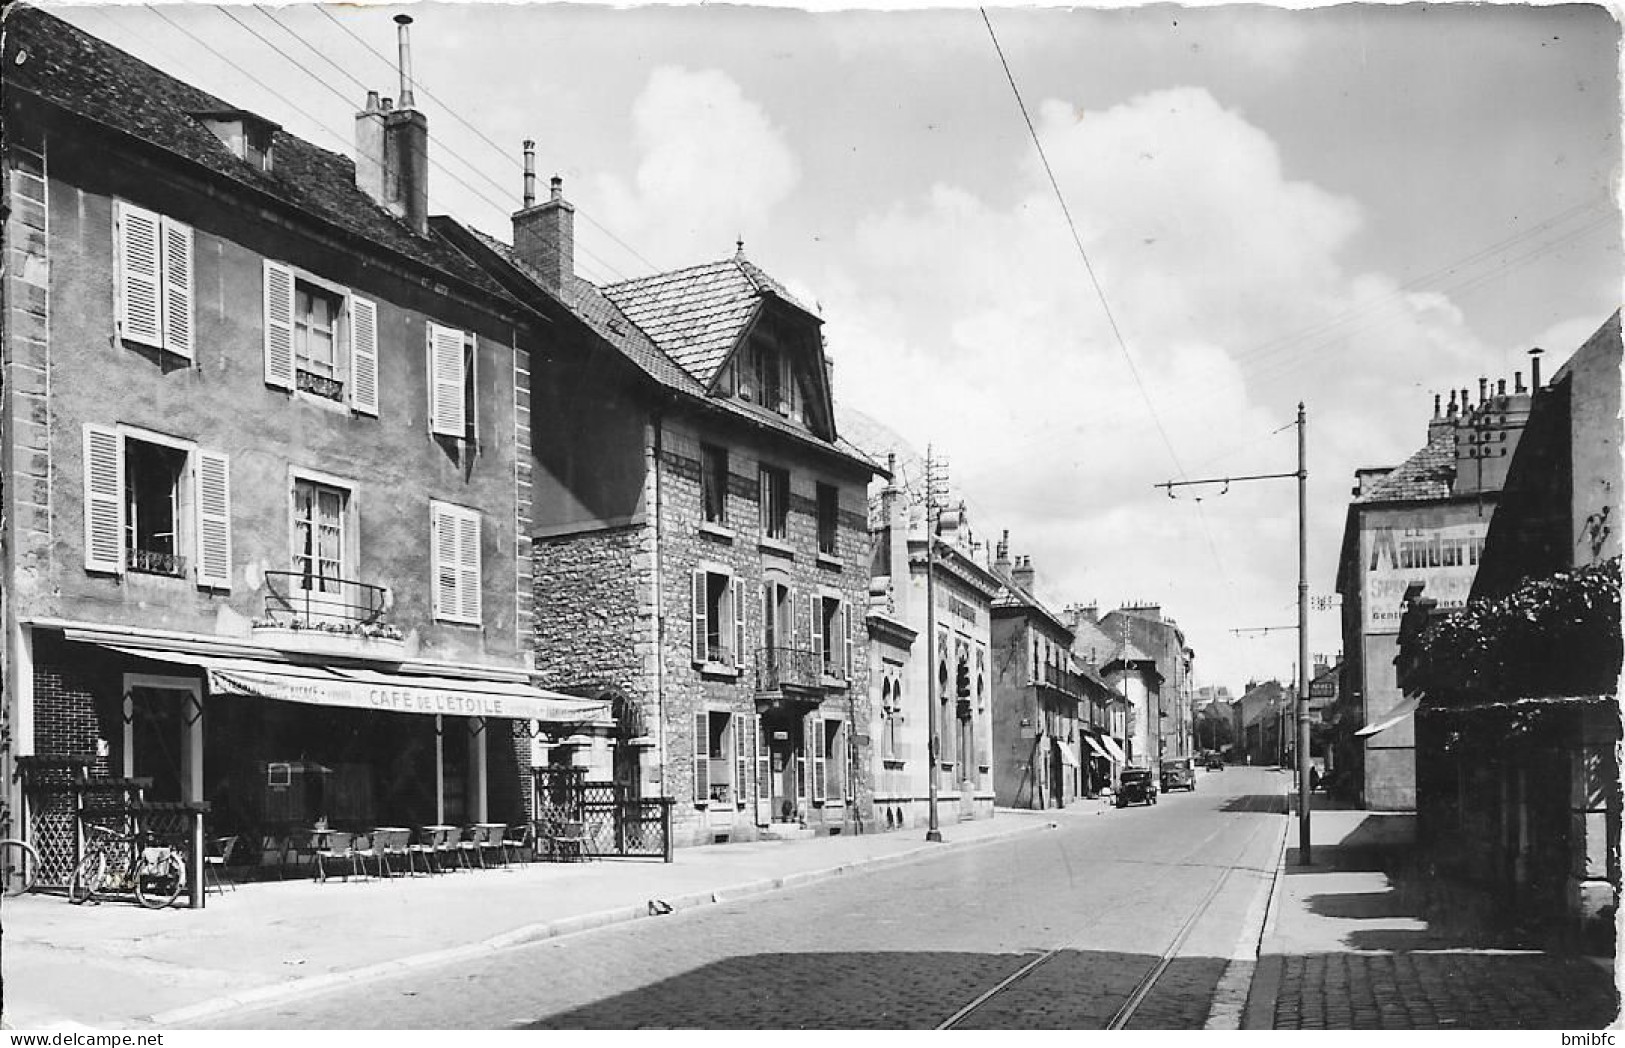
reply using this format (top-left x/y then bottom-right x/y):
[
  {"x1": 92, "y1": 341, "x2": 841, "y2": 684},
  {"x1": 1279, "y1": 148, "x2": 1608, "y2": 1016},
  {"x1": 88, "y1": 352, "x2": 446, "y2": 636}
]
[{"x1": 51, "y1": 0, "x2": 1623, "y2": 695}]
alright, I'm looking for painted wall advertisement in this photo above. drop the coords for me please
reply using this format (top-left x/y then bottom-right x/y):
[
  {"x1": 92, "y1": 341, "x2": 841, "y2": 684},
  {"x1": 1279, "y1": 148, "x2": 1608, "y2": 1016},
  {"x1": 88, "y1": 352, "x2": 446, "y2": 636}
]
[{"x1": 1361, "y1": 521, "x2": 1488, "y2": 632}]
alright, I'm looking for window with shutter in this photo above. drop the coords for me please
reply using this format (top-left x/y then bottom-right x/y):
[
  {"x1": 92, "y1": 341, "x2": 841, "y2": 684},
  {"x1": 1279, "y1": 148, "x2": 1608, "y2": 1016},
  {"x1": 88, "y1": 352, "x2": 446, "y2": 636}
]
[
  {"x1": 161, "y1": 217, "x2": 194, "y2": 359},
  {"x1": 809, "y1": 594, "x2": 824, "y2": 674},
  {"x1": 828, "y1": 720, "x2": 845, "y2": 802},
  {"x1": 263, "y1": 261, "x2": 296, "y2": 389},
  {"x1": 693, "y1": 711, "x2": 709, "y2": 805},
  {"x1": 194, "y1": 450, "x2": 232, "y2": 589},
  {"x1": 115, "y1": 202, "x2": 163, "y2": 349},
  {"x1": 733, "y1": 578, "x2": 747, "y2": 670},
  {"x1": 734, "y1": 713, "x2": 751, "y2": 808},
  {"x1": 83, "y1": 424, "x2": 125, "y2": 574},
  {"x1": 691, "y1": 570, "x2": 709, "y2": 663},
  {"x1": 428, "y1": 322, "x2": 467, "y2": 437},
  {"x1": 349, "y1": 296, "x2": 379, "y2": 416},
  {"x1": 810, "y1": 713, "x2": 826, "y2": 803},
  {"x1": 431, "y1": 501, "x2": 482, "y2": 624},
  {"x1": 842, "y1": 604, "x2": 854, "y2": 681},
  {"x1": 796, "y1": 714, "x2": 809, "y2": 803},
  {"x1": 754, "y1": 716, "x2": 771, "y2": 823}
]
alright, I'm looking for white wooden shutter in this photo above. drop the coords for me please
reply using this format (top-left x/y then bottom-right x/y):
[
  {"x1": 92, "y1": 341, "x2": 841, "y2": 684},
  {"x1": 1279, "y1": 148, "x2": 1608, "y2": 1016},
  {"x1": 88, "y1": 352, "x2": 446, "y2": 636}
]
[
  {"x1": 733, "y1": 578, "x2": 747, "y2": 670},
  {"x1": 810, "y1": 595, "x2": 824, "y2": 675},
  {"x1": 115, "y1": 202, "x2": 163, "y2": 348},
  {"x1": 428, "y1": 322, "x2": 466, "y2": 437},
  {"x1": 161, "y1": 216, "x2": 194, "y2": 359},
  {"x1": 456, "y1": 508, "x2": 481, "y2": 623},
  {"x1": 693, "y1": 711, "x2": 709, "y2": 804},
  {"x1": 432, "y1": 503, "x2": 457, "y2": 619},
  {"x1": 262, "y1": 260, "x2": 295, "y2": 389},
  {"x1": 734, "y1": 714, "x2": 752, "y2": 808},
  {"x1": 82, "y1": 424, "x2": 124, "y2": 574},
  {"x1": 194, "y1": 450, "x2": 232, "y2": 589},
  {"x1": 754, "y1": 716, "x2": 771, "y2": 825},
  {"x1": 691, "y1": 570, "x2": 709, "y2": 663},
  {"x1": 830, "y1": 721, "x2": 845, "y2": 802},
  {"x1": 842, "y1": 603, "x2": 854, "y2": 680},
  {"x1": 812, "y1": 715, "x2": 827, "y2": 803},
  {"x1": 349, "y1": 295, "x2": 379, "y2": 416}
]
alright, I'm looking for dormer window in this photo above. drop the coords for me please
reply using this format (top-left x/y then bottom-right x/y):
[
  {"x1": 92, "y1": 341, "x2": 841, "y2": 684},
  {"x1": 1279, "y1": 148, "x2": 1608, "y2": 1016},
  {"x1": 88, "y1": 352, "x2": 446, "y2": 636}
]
[{"x1": 195, "y1": 110, "x2": 277, "y2": 173}]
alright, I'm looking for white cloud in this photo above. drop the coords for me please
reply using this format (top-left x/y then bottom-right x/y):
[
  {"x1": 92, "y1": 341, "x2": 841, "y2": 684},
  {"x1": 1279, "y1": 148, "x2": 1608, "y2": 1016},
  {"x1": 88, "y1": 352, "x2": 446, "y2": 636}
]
[
  {"x1": 824, "y1": 85, "x2": 1490, "y2": 688},
  {"x1": 594, "y1": 67, "x2": 800, "y2": 269}
]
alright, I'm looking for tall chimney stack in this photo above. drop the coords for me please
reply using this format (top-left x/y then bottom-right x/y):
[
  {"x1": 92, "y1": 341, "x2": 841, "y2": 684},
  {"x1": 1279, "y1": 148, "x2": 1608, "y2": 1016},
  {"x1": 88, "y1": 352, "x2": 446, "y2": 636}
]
[
  {"x1": 1529, "y1": 347, "x2": 1544, "y2": 392},
  {"x1": 1012, "y1": 554, "x2": 1035, "y2": 594},
  {"x1": 522, "y1": 139, "x2": 536, "y2": 209},
  {"x1": 395, "y1": 14, "x2": 416, "y2": 109},
  {"x1": 353, "y1": 16, "x2": 429, "y2": 234},
  {"x1": 512, "y1": 172, "x2": 576, "y2": 295}
]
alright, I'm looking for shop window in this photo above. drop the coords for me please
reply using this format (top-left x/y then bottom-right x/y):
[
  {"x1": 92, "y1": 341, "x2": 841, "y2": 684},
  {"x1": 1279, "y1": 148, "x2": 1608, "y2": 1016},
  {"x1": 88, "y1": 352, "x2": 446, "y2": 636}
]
[
  {"x1": 701, "y1": 444, "x2": 729, "y2": 525},
  {"x1": 692, "y1": 569, "x2": 746, "y2": 668},
  {"x1": 816, "y1": 483, "x2": 838, "y2": 556},
  {"x1": 759, "y1": 465, "x2": 789, "y2": 541}
]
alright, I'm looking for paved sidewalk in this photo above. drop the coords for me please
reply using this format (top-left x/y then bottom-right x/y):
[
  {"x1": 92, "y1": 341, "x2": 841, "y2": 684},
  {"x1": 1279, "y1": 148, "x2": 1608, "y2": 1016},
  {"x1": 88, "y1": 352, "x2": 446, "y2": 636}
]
[
  {"x1": 0, "y1": 811, "x2": 1057, "y2": 1030},
  {"x1": 1243, "y1": 801, "x2": 1620, "y2": 1030}
]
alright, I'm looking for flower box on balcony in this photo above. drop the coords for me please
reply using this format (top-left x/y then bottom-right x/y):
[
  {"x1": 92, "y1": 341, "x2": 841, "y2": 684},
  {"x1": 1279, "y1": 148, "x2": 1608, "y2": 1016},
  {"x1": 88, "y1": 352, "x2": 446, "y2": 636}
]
[{"x1": 250, "y1": 622, "x2": 405, "y2": 658}]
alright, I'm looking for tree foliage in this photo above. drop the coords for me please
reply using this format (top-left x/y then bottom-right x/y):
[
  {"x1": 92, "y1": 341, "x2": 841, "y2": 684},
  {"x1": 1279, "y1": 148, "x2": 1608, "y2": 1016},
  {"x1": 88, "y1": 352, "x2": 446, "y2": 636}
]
[{"x1": 1400, "y1": 557, "x2": 1621, "y2": 706}]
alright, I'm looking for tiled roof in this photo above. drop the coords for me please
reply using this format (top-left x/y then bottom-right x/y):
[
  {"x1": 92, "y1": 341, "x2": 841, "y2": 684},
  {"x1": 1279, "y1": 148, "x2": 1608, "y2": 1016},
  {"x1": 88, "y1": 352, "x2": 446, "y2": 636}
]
[
  {"x1": 1358, "y1": 430, "x2": 1456, "y2": 503},
  {"x1": 8, "y1": 6, "x2": 506, "y2": 299},
  {"x1": 601, "y1": 254, "x2": 816, "y2": 386},
  {"x1": 464, "y1": 228, "x2": 702, "y2": 396},
  {"x1": 450, "y1": 227, "x2": 883, "y2": 476}
]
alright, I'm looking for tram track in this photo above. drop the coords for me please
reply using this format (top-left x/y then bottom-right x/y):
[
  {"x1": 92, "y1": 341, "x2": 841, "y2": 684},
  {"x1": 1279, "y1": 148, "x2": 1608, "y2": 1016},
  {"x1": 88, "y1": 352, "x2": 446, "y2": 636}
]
[{"x1": 934, "y1": 792, "x2": 1284, "y2": 1030}]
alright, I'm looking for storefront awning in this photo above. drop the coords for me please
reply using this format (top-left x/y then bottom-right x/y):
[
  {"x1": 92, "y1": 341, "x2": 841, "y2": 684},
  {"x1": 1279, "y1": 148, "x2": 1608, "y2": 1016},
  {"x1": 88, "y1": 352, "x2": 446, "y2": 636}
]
[
  {"x1": 103, "y1": 646, "x2": 611, "y2": 724},
  {"x1": 1098, "y1": 735, "x2": 1127, "y2": 764},
  {"x1": 1356, "y1": 696, "x2": 1420, "y2": 737},
  {"x1": 1058, "y1": 743, "x2": 1079, "y2": 767},
  {"x1": 1083, "y1": 735, "x2": 1112, "y2": 761}
]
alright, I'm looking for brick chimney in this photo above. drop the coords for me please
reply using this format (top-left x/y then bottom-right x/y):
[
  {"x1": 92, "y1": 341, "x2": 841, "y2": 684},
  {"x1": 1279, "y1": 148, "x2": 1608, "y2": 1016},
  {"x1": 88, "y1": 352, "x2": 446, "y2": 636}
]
[
  {"x1": 353, "y1": 16, "x2": 429, "y2": 236},
  {"x1": 993, "y1": 530, "x2": 1011, "y2": 579},
  {"x1": 1011, "y1": 555, "x2": 1035, "y2": 593},
  {"x1": 513, "y1": 173, "x2": 575, "y2": 295}
]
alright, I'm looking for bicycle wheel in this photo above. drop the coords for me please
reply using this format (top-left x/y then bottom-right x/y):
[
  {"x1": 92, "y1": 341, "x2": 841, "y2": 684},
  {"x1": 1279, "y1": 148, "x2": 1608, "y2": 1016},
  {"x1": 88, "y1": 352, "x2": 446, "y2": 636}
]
[
  {"x1": 68, "y1": 851, "x2": 107, "y2": 905},
  {"x1": 0, "y1": 838, "x2": 40, "y2": 898},
  {"x1": 135, "y1": 851, "x2": 185, "y2": 910}
]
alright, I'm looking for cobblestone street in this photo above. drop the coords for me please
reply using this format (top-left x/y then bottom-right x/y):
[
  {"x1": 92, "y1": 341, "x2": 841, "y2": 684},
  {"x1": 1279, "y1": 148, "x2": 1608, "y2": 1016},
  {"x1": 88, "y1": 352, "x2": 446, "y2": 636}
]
[{"x1": 207, "y1": 769, "x2": 1285, "y2": 1029}]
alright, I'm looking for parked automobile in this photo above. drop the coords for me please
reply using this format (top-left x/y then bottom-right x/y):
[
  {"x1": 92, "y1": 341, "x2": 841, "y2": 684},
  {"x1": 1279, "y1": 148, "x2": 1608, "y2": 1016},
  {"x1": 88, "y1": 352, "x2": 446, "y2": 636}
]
[
  {"x1": 1203, "y1": 751, "x2": 1225, "y2": 771},
  {"x1": 1160, "y1": 757, "x2": 1196, "y2": 792},
  {"x1": 1116, "y1": 768, "x2": 1158, "y2": 807}
]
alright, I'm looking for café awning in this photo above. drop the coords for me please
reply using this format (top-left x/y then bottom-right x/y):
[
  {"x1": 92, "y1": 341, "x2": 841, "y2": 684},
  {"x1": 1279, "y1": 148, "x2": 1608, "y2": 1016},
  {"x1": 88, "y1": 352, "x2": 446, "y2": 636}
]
[
  {"x1": 104, "y1": 646, "x2": 610, "y2": 724},
  {"x1": 1356, "y1": 696, "x2": 1420, "y2": 737},
  {"x1": 1099, "y1": 735, "x2": 1128, "y2": 764},
  {"x1": 1083, "y1": 735, "x2": 1112, "y2": 761}
]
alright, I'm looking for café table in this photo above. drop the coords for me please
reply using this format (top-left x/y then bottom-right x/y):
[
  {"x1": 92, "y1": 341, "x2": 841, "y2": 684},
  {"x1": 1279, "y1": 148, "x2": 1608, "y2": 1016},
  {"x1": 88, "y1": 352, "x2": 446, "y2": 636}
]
[{"x1": 417, "y1": 825, "x2": 458, "y2": 873}]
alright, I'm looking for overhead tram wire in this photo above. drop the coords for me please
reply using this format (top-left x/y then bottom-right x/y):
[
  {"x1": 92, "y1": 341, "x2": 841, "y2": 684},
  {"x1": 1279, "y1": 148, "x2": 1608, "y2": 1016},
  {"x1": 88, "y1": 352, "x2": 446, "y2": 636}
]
[
  {"x1": 314, "y1": 5, "x2": 665, "y2": 278},
  {"x1": 980, "y1": 8, "x2": 1248, "y2": 624},
  {"x1": 191, "y1": 5, "x2": 628, "y2": 286}
]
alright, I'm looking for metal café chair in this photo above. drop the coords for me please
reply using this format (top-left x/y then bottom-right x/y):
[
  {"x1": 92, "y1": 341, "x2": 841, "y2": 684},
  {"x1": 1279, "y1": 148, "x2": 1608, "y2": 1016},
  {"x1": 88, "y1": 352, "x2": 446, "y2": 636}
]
[
  {"x1": 477, "y1": 823, "x2": 509, "y2": 868},
  {"x1": 204, "y1": 834, "x2": 240, "y2": 895},
  {"x1": 456, "y1": 825, "x2": 484, "y2": 870},
  {"x1": 349, "y1": 830, "x2": 386, "y2": 879},
  {"x1": 376, "y1": 828, "x2": 412, "y2": 877},
  {"x1": 313, "y1": 829, "x2": 358, "y2": 882},
  {"x1": 426, "y1": 825, "x2": 460, "y2": 873},
  {"x1": 502, "y1": 823, "x2": 535, "y2": 865},
  {"x1": 405, "y1": 827, "x2": 439, "y2": 876}
]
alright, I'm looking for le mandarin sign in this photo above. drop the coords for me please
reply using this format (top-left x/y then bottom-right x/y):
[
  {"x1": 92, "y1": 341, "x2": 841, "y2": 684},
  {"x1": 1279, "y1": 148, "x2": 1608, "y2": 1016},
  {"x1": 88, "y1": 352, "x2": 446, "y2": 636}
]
[{"x1": 1360, "y1": 522, "x2": 1488, "y2": 633}]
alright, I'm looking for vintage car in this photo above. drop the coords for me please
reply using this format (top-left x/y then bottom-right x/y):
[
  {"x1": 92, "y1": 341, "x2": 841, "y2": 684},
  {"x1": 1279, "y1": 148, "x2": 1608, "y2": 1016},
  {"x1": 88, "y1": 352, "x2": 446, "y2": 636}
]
[
  {"x1": 1160, "y1": 757, "x2": 1196, "y2": 792},
  {"x1": 1203, "y1": 751, "x2": 1225, "y2": 771},
  {"x1": 1116, "y1": 768, "x2": 1158, "y2": 807}
]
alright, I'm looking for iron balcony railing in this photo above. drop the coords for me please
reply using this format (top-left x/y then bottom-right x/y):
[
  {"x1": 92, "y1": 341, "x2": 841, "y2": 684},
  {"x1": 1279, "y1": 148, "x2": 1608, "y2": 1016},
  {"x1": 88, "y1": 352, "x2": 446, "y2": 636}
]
[
  {"x1": 296, "y1": 369, "x2": 345, "y2": 402},
  {"x1": 1041, "y1": 663, "x2": 1088, "y2": 699},
  {"x1": 127, "y1": 547, "x2": 187, "y2": 578},
  {"x1": 262, "y1": 570, "x2": 388, "y2": 628},
  {"x1": 755, "y1": 647, "x2": 824, "y2": 692}
]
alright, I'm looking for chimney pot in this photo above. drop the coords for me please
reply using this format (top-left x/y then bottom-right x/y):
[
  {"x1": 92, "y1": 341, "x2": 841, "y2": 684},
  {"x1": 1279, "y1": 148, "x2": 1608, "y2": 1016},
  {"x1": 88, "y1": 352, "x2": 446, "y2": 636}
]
[
  {"x1": 1529, "y1": 347, "x2": 1545, "y2": 391},
  {"x1": 1515, "y1": 371, "x2": 1525, "y2": 394},
  {"x1": 522, "y1": 139, "x2": 536, "y2": 209},
  {"x1": 551, "y1": 175, "x2": 564, "y2": 202},
  {"x1": 381, "y1": 96, "x2": 394, "y2": 112},
  {"x1": 365, "y1": 90, "x2": 381, "y2": 112},
  {"x1": 394, "y1": 14, "x2": 416, "y2": 110},
  {"x1": 1478, "y1": 377, "x2": 1488, "y2": 405},
  {"x1": 1497, "y1": 378, "x2": 1506, "y2": 397}
]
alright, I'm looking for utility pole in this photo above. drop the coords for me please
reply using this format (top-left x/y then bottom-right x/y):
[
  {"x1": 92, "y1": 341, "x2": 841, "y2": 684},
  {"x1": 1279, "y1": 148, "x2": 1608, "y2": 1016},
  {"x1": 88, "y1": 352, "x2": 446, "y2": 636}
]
[
  {"x1": 1156, "y1": 402, "x2": 1312, "y2": 864},
  {"x1": 923, "y1": 447, "x2": 946, "y2": 843}
]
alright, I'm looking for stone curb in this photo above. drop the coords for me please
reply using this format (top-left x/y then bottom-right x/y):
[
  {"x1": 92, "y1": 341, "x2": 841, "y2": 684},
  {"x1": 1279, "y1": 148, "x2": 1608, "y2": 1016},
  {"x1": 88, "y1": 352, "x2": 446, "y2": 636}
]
[
  {"x1": 1239, "y1": 796, "x2": 1295, "y2": 1030},
  {"x1": 149, "y1": 819, "x2": 1057, "y2": 1027}
]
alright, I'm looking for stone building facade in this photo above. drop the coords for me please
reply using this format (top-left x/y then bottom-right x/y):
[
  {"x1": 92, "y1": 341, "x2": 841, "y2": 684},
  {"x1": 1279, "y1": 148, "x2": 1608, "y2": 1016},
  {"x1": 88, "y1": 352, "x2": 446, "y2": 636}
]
[
  {"x1": 1, "y1": 10, "x2": 604, "y2": 877},
  {"x1": 443, "y1": 175, "x2": 880, "y2": 848}
]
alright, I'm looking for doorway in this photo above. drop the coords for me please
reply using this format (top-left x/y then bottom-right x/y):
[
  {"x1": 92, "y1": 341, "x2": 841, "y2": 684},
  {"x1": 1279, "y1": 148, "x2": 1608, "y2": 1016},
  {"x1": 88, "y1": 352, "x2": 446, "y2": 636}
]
[
  {"x1": 122, "y1": 675, "x2": 202, "y2": 804},
  {"x1": 761, "y1": 711, "x2": 804, "y2": 822}
]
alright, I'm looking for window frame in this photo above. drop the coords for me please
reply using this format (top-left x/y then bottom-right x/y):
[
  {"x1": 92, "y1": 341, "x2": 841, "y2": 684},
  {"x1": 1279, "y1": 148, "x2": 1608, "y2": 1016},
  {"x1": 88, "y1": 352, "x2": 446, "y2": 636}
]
[
  {"x1": 815, "y1": 482, "x2": 839, "y2": 557},
  {"x1": 701, "y1": 444, "x2": 729, "y2": 526},
  {"x1": 430, "y1": 499, "x2": 484, "y2": 626},
  {"x1": 691, "y1": 565, "x2": 747, "y2": 672},
  {"x1": 262, "y1": 260, "x2": 379, "y2": 416},
  {"x1": 113, "y1": 200, "x2": 193, "y2": 359},
  {"x1": 759, "y1": 464, "x2": 790, "y2": 541}
]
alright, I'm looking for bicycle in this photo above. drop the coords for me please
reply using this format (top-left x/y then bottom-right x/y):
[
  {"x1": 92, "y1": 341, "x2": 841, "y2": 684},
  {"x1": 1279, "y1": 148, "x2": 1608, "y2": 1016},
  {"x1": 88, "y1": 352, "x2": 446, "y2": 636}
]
[
  {"x1": 68, "y1": 819, "x2": 187, "y2": 909},
  {"x1": 0, "y1": 837, "x2": 41, "y2": 897}
]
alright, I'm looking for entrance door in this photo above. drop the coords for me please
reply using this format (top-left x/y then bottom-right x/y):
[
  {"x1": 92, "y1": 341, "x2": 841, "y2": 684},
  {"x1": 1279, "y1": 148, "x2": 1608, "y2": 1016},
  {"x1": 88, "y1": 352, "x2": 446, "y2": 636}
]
[
  {"x1": 761, "y1": 712, "x2": 804, "y2": 822},
  {"x1": 123, "y1": 676, "x2": 202, "y2": 804}
]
